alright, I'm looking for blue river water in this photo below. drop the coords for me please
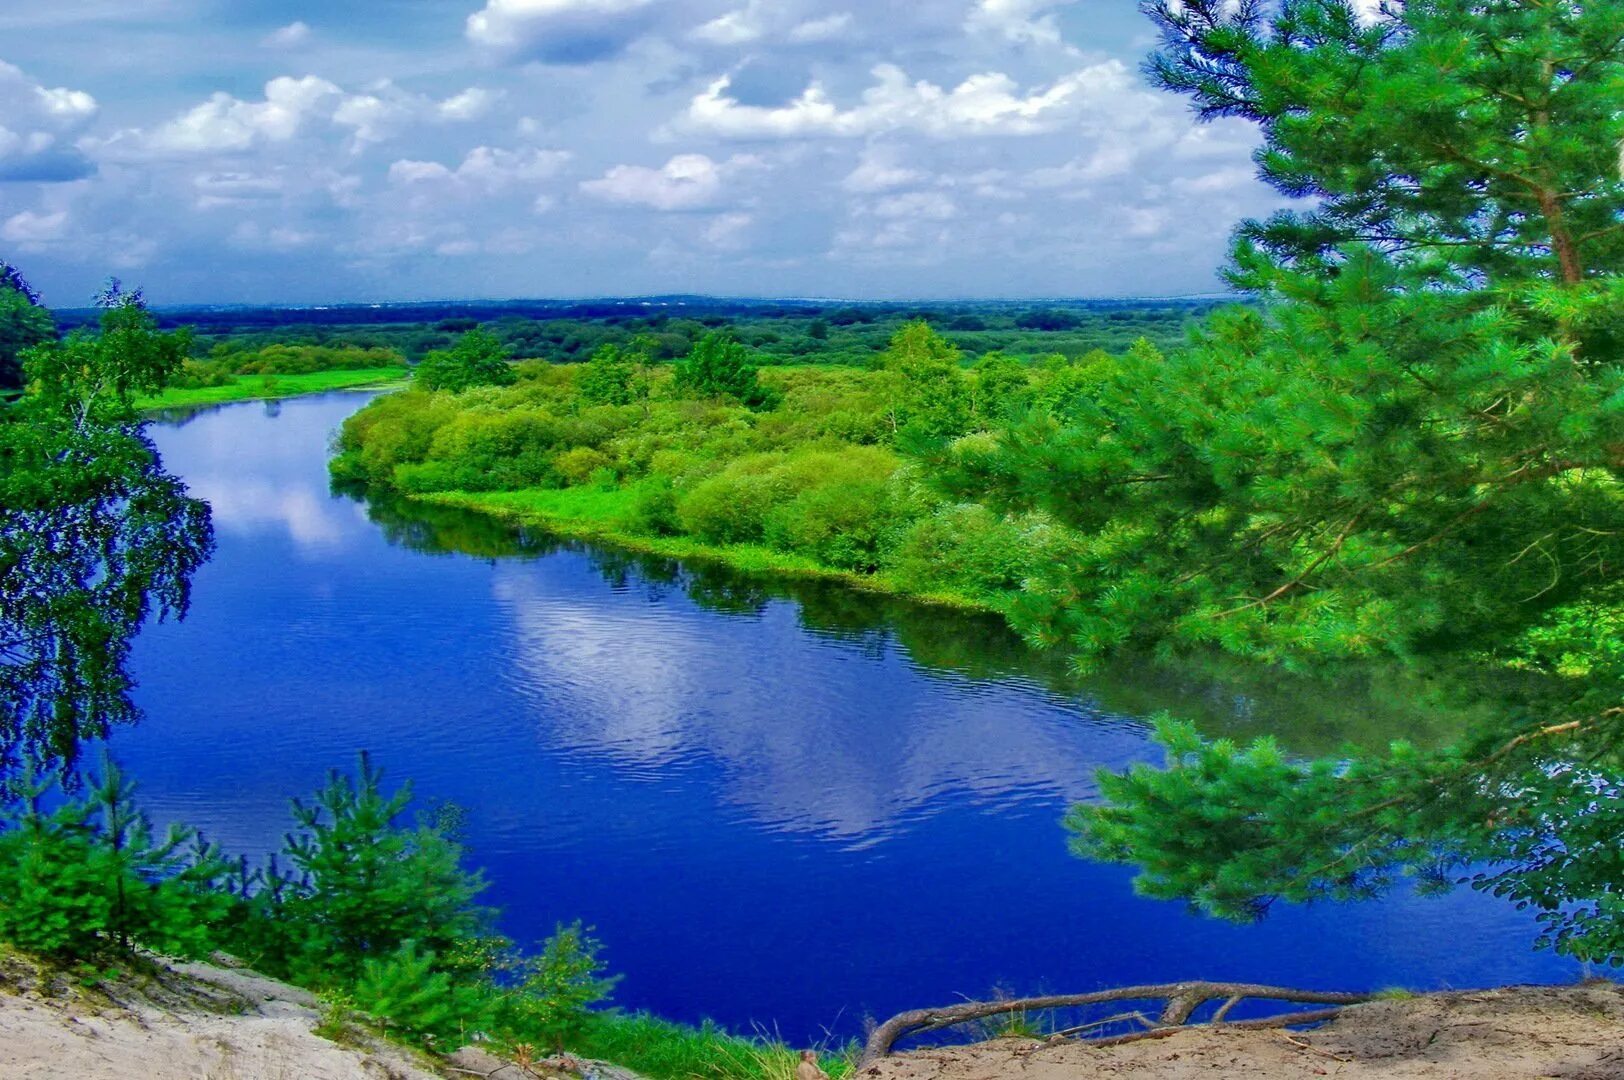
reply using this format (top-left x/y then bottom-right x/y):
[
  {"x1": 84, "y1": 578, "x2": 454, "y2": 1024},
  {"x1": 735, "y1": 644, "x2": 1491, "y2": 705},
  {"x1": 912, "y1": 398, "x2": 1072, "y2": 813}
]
[{"x1": 116, "y1": 391, "x2": 1578, "y2": 1043}]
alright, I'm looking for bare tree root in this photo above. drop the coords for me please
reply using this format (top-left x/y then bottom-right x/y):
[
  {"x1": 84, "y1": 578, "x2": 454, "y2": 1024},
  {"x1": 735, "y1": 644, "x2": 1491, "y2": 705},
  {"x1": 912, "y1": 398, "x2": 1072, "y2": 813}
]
[{"x1": 857, "y1": 982, "x2": 1375, "y2": 1067}]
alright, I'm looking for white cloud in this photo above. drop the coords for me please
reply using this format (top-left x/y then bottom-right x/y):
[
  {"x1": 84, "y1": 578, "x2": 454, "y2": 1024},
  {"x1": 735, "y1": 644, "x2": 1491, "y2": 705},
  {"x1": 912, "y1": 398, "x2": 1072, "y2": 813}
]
[
  {"x1": 580, "y1": 153, "x2": 756, "y2": 211},
  {"x1": 438, "y1": 87, "x2": 501, "y2": 122},
  {"x1": 703, "y1": 211, "x2": 753, "y2": 249},
  {"x1": 389, "y1": 145, "x2": 571, "y2": 190},
  {"x1": 261, "y1": 21, "x2": 311, "y2": 48},
  {"x1": 691, "y1": 1, "x2": 851, "y2": 47},
  {"x1": 787, "y1": 12, "x2": 851, "y2": 42},
  {"x1": 841, "y1": 146, "x2": 923, "y2": 193},
  {"x1": 965, "y1": 0, "x2": 1077, "y2": 45},
  {"x1": 692, "y1": 6, "x2": 761, "y2": 45},
  {"x1": 2, "y1": 209, "x2": 69, "y2": 244},
  {"x1": 96, "y1": 77, "x2": 501, "y2": 158},
  {"x1": 192, "y1": 170, "x2": 286, "y2": 207},
  {"x1": 679, "y1": 61, "x2": 1141, "y2": 140},
  {"x1": 116, "y1": 75, "x2": 341, "y2": 155},
  {"x1": 0, "y1": 61, "x2": 97, "y2": 181},
  {"x1": 466, "y1": 0, "x2": 655, "y2": 63},
  {"x1": 870, "y1": 190, "x2": 957, "y2": 221}
]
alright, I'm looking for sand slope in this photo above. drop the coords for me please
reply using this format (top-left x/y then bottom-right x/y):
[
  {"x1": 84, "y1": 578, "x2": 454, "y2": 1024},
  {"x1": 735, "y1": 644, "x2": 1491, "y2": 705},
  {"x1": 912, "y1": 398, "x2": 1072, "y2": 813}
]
[
  {"x1": 867, "y1": 984, "x2": 1624, "y2": 1080},
  {"x1": 0, "y1": 953, "x2": 448, "y2": 1080}
]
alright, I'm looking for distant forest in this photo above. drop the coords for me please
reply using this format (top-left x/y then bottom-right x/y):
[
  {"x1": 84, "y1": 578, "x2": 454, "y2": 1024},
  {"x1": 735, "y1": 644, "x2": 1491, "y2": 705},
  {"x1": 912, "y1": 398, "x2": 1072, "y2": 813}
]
[{"x1": 51, "y1": 296, "x2": 1229, "y2": 368}]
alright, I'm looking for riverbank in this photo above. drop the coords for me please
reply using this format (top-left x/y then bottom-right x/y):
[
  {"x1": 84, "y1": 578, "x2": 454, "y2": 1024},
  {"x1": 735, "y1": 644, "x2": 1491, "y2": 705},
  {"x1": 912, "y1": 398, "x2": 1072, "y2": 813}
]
[
  {"x1": 417, "y1": 486, "x2": 999, "y2": 614},
  {"x1": 6, "y1": 950, "x2": 1619, "y2": 1080},
  {"x1": 136, "y1": 367, "x2": 409, "y2": 411},
  {"x1": 867, "y1": 982, "x2": 1624, "y2": 1079}
]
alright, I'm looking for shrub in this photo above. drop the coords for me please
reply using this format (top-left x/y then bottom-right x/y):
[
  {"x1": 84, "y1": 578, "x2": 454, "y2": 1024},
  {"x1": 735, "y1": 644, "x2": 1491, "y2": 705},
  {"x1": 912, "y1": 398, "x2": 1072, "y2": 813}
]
[
  {"x1": 556, "y1": 447, "x2": 613, "y2": 487},
  {"x1": 0, "y1": 759, "x2": 233, "y2": 962},
  {"x1": 241, "y1": 753, "x2": 496, "y2": 987},
  {"x1": 499, "y1": 922, "x2": 618, "y2": 1051},
  {"x1": 350, "y1": 942, "x2": 492, "y2": 1049}
]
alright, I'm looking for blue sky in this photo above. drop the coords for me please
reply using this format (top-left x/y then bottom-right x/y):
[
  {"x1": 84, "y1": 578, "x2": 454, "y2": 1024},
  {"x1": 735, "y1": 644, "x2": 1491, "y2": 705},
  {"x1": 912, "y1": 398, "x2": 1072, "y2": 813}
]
[{"x1": 0, "y1": 0, "x2": 1286, "y2": 305}]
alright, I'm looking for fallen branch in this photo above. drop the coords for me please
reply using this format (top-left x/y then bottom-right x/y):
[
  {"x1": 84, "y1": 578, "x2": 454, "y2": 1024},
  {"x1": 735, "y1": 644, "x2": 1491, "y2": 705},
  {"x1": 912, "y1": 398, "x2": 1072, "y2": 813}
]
[{"x1": 857, "y1": 982, "x2": 1373, "y2": 1066}]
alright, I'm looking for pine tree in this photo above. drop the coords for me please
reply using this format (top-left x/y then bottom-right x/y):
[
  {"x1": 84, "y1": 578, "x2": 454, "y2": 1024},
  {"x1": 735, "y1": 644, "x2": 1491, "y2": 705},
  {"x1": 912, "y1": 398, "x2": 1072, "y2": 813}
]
[{"x1": 967, "y1": 0, "x2": 1624, "y2": 964}]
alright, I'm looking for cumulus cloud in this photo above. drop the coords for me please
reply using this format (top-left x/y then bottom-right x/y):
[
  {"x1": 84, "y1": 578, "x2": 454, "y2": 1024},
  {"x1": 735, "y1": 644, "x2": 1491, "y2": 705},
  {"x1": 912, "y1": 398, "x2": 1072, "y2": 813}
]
[
  {"x1": 702, "y1": 211, "x2": 753, "y2": 249},
  {"x1": 691, "y1": 1, "x2": 852, "y2": 46},
  {"x1": 0, "y1": 61, "x2": 97, "y2": 182},
  {"x1": 841, "y1": 146, "x2": 924, "y2": 193},
  {"x1": 466, "y1": 0, "x2": 656, "y2": 63},
  {"x1": 438, "y1": 87, "x2": 502, "y2": 122},
  {"x1": 389, "y1": 146, "x2": 571, "y2": 190},
  {"x1": 787, "y1": 12, "x2": 851, "y2": 42},
  {"x1": 261, "y1": 21, "x2": 311, "y2": 48},
  {"x1": 678, "y1": 61, "x2": 1141, "y2": 140},
  {"x1": 95, "y1": 77, "x2": 500, "y2": 158},
  {"x1": 102, "y1": 75, "x2": 341, "y2": 156},
  {"x1": 580, "y1": 153, "x2": 757, "y2": 211},
  {"x1": 965, "y1": 0, "x2": 1077, "y2": 45},
  {"x1": 2, "y1": 208, "x2": 69, "y2": 244}
]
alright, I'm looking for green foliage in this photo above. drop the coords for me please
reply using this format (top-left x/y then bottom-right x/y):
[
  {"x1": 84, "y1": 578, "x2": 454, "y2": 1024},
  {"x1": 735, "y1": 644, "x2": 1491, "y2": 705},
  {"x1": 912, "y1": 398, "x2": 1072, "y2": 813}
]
[
  {"x1": 350, "y1": 942, "x2": 491, "y2": 1049},
  {"x1": 0, "y1": 759, "x2": 232, "y2": 961},
  {"x1": 415, "y1": 328, "x2": 517, "y2": 393},
  {"x1": 1, "y1": 283, "x2": 212, "y2": 772},
  {"x1": 22, "y1": 281, "x2": 194, "y2": 432},
  {"x1": 1036, "y1": 0, "x2": 1624, "y2": 965},
  {"x1": 880, "y1": 321, "x2": 970, "y2": 443},
  {"x1": 580, "y1": 341, "x2": 654, "y2": 409},
  {"x1": 242, "y1": 752, "x2": 495, "y2": 987},
  {"x1": 500, "y1": 922, "x2": 619, "y2": 1050},
  {"x1": 171, "y1": 344, "x2": 401, "y2": 389},
  {"x1": 675, "y1": 331, "x2": 770, "y2": 406},
  {"x1": 0, "y1": 267, "x2": 54, "y2": 392},
  {"x1": 573, "y1": 1012, "x2": 851, "y2": 1080}
]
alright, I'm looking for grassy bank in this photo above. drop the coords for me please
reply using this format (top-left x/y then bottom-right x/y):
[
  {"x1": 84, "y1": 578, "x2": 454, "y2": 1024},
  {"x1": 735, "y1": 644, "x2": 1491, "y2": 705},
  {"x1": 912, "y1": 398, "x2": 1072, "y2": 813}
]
[
  {"x1": 578, "y1": 1012, "x2": 854, "y2": 1080},
  {"x1": 137, "y1": 367, "x2": 409, "y2": 410},
  {"x1": 417, "y1": 485, "x2": 996, "y2": 613}
]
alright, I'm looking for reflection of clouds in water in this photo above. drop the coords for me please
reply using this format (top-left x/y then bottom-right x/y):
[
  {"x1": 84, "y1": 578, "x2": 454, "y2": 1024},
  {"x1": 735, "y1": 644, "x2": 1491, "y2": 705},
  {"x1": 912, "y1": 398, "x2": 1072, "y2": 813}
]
[
  {"x1": 186, "y1": 473, "x2": 360, "y2": 551},
  {"x1": 149, "y1": 395, "x2": 373, "y2": 554},
  {"x1": 493, "y1": 567, "x2": 1135, "y2": 844}
]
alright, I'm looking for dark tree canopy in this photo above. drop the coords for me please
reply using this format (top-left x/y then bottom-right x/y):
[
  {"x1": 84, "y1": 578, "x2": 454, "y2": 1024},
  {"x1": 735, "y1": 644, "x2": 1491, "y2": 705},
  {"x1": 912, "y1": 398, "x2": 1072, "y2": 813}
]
[{"x1": 0, "y1": 260, "x2": 54, "y2": 391}]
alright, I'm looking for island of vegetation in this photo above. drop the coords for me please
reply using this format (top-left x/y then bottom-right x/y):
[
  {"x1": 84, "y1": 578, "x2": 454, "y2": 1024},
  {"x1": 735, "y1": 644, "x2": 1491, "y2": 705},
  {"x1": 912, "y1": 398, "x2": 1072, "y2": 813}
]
[{"x1": 4, "y1": 1, "x2": 1624, "y2": 1078}]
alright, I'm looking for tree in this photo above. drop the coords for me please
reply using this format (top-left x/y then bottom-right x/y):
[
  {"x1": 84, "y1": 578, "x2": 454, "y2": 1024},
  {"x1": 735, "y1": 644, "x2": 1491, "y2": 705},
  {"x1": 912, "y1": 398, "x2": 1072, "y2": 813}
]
[
  {"x1": 0, "y1": 757, "x2": 232, "y2": 960},
  {"x1": 978, "y1": 0, "x2": 1624, "y2": 963},
  {"x1": 0, "y1": 261, "x2": 54, "y2": 392},
  {"x1": 673, "y1": 330, "x2": 770, "y2": 406},
  {"x1": 880, "y1": 320, "x2": 970, "y2": 443},
  {"x1": 1, "y1": 282, "x2": 212, "y2": 773},
  {"x1": 968, "y1": 351, "x2": 1031, "y2": 428},
  {"x1": 250, "y1": 753, "x2": 496, "y2": 986},
  {"x1": 579, "y1": 338, "x2": 655, "y2": 412},
  {"x1": 415, "y1": 327, "x2": 517, "y2": 393}
]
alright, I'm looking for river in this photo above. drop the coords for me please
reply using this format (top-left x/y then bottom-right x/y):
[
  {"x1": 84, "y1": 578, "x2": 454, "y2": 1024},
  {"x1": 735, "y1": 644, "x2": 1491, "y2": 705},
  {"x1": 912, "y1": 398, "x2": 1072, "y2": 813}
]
[{"x1": 117, "y1": 391, "x2": 1577, "y2": 1042}]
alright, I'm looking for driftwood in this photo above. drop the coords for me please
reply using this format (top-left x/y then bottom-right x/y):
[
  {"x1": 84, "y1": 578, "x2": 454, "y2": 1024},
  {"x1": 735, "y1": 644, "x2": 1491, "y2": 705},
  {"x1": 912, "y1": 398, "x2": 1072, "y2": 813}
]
[{"x1": 857, "y1": 981, "x2": 1374, "y2": 1067}]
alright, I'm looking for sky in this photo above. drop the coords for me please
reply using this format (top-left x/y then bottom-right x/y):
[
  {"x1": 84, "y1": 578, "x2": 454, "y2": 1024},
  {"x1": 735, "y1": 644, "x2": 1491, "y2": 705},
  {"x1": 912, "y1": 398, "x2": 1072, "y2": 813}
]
[{"x1": 0, "y1": 0, "x2": 1290, "y2": 306}]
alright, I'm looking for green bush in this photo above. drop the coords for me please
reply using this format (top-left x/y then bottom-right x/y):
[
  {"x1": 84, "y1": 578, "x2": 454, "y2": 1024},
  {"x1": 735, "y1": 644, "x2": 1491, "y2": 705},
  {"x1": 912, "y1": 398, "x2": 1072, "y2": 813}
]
[
  {"x1": 239, "y1": 753, "x2": 495, "y2": 987},
  {"x1": 350, "y1": 942, "x2": 492, "y2": 1049},
  {"x1": 499, "y1": 922, "x2": 619, "y2": 1050},
  {"x1": 0, "y1": 759, "x2": 233, "y2": 961}
]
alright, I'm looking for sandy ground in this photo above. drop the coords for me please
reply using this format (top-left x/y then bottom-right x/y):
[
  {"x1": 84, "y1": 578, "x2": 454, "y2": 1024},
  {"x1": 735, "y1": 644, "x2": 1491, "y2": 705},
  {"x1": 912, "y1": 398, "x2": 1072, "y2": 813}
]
[
  {"x1": 867, "y1": 984, "x2": 1624, "y2": 1080},
  {"x1": 6, "y1": 955, "x2": 1622, "y2": 1080},
  {"x1": 0, "y1": 953, "x2": 449, "y2": 1080}
]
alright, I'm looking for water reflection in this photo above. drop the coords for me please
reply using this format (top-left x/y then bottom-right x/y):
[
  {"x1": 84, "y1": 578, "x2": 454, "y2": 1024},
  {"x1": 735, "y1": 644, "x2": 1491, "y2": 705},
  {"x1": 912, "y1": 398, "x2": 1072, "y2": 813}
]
[
  {"x1": 360, "y1": 492, "x2": 1480, "y2": 759},
  {"x1": 116, "y1": 392, "x2": 1578, "y2": 1040}
]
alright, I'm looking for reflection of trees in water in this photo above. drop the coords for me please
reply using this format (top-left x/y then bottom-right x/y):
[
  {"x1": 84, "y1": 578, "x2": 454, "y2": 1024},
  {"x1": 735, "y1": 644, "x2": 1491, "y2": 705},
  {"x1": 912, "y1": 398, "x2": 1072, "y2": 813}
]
[
  {"x1": 1, "y1": 423, "x2": 213, "y2": 774},
  {"x1": 356, "y1": 486, "x2": 1508, "y2": 757}
]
